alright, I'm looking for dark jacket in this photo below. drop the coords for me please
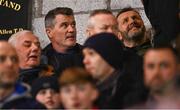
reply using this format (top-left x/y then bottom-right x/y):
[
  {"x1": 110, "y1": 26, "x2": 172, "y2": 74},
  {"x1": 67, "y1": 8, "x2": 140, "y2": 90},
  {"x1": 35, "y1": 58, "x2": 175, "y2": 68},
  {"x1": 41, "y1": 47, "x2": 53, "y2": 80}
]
[
  {"x1": 96, "y1": 69, "x2": 147, "y2": 109},
  {"x1": 96, "y1": 50, "x2": 148, "y2": 109},
  {"x1": 124, "y1": 41, "x2": 152, "y2": 56},
  {"x1": 18, "y1": 64, "x2": 52, "y2": 86},
  {"x1": 2, "y1": 97, "x2": 46, "y2": 109},
  {"x1": 96, "y1": 70, "x2": 122, "y2": 109},
  {"x1": 42, "y1": 43, "x2": 84, "y2": 76},
  {"x1": 143, "y1": 0, "x2": 179, "y2": 46},
  {"x1": 120, "y1": 50, "x2": 149, "y2": 108},
  {"x1": 1, "y1": 83, "x2": 45, "y2": 109}
]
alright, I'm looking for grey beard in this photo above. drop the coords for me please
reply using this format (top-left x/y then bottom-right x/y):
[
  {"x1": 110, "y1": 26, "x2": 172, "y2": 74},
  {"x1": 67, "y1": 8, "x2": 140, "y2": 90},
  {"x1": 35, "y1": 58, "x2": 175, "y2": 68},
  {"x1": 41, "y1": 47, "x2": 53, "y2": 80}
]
[{"x1": 122, "y1": 26, "x2": 146, "y2": 43}]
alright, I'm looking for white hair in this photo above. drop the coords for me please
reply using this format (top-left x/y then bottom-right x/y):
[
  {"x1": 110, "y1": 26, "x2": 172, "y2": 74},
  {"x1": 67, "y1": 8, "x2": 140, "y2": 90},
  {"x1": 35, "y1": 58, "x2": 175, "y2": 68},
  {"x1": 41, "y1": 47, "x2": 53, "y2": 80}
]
[{"x1": 8, "y1": 30, "x2": 34, "y2": 46}]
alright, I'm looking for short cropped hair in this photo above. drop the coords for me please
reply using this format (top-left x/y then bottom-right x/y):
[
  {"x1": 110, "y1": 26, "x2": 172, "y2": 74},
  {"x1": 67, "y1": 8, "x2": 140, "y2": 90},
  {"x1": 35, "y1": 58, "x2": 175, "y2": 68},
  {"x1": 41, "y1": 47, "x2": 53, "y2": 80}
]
[
  {"x1": 59, "y1": 67, "x2": 95, "y2": 88},
  {"x1": 89, "y1": 9, "x2": 113, "y2": 17},
  {"x1": 45, "y1": 7, "x2": 74, "y2": 28},
  {"x1": 87, "y1": 9, "x2": 113, "y2": 28},
  {"x1": 116, "y1": 7, "x2": 140, "y2": 18}
]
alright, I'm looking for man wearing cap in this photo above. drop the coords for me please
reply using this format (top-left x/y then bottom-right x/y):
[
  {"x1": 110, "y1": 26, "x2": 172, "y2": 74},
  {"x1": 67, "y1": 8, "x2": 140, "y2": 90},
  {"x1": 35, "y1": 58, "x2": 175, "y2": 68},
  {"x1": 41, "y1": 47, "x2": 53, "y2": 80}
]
[{"x1": 83, "y1": 33, "x2": 147, "y2": 108}]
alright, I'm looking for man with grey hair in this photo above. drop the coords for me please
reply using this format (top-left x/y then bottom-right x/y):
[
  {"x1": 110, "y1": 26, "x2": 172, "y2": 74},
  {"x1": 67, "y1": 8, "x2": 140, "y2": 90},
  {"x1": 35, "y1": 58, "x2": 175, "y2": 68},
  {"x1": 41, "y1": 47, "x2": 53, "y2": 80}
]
[
  {"x1": 86, "y1": 9, "x2": 118, "y2": 37},
  {"x1": 8, "y1": 30, "x2": 53, "y2": 85},
  {"x1": 8, "y1": 30, "x2": 41, "y2": 69}
]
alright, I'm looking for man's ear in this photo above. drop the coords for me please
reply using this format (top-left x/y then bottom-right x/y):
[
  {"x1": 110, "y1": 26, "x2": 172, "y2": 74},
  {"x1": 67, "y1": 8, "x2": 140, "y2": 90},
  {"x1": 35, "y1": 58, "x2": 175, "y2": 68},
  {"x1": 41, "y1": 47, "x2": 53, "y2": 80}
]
[
  {"x1": 46, "y1": 28, "x2": 53, "y2": 39},
  {"x1": 117, "y1": 31, "x2": 123, "y2": 41},
  {"x1": 86, "y1": 28, "x2": 92, "y2": 38}
]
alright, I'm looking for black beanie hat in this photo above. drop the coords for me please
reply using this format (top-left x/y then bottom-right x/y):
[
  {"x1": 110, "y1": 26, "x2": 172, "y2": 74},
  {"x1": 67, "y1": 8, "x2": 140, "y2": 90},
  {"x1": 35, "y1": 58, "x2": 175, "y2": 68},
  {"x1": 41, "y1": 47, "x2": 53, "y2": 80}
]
[
  {"x1": 31, "y1": 76, "x2": 59, "y2": 98},
  {"x1": 84, "y1": 32, "x2": 124, "y2": 69}
]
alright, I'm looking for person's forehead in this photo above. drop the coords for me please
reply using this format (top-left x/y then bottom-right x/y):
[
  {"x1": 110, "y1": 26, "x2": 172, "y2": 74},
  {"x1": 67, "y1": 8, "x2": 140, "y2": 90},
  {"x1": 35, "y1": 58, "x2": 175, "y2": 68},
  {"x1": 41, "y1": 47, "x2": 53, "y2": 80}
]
[
  {"x1": 146, "y1": 49, "x2": 174, "y2": 55},
  {"x1": 144, "y1": 49, "x2": 176, "y2": 62},
  {"x1": 62, "y1": 82, "x2": 92, "y2": 88},
  {"x1": 83, "y1": 48, "x2": 96, "y2": 53},
  {"x1": 118, "y1": 11, "x2": 140, "y2": 19},
  {"x1": 93, "y1": 13, "x2": 116, "y2": 20},
  {"x1": 0, "y1": 43, "x2": 16, "y2": 55},
  {"x1": 92, "y1": 14, "x2": 117, "y2": 26},
  {"x1": 55, "y1": 14, "x2": 75, "y2": 22},
  {"x1": 19, "y1": 33, "x2": 39, "y2": 42}
]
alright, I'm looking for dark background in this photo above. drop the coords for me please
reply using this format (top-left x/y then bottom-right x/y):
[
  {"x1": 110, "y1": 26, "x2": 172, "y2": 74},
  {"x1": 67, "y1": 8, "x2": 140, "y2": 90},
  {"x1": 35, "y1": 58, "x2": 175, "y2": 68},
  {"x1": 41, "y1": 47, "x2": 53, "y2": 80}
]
[{"x1": 0, "y1": 0, "x2": 31, "y2": 40}]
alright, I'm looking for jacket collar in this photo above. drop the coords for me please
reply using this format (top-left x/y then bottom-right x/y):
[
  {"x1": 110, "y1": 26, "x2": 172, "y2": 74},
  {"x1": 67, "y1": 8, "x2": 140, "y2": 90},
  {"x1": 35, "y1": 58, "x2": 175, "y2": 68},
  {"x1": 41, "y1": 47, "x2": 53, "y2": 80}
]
[{"x1": 44, "y1": 43, "x2": 82, "y2": 55}]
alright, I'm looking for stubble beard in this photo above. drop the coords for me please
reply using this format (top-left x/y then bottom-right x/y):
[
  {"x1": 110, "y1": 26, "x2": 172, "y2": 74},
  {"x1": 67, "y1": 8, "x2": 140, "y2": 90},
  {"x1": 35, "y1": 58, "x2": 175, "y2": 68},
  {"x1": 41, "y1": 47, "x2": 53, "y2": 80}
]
[{"x1": 121, "y1": 26, "x2": 146, "y2": 43}]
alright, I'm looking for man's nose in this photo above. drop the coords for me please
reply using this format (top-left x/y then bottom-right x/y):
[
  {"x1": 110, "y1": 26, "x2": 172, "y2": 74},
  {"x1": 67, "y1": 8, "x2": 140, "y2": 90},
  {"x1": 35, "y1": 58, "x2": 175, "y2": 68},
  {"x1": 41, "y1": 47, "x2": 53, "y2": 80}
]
[
  {"x1": 83, "y1": 56, "x2": 90, "y2": 65},
  {"x1": 46, "y1": 90, "x2": 53, "y2": 98},
  {"x1": 5, "y1": 57, "x2": 14, "y2": 67},
  {"x1": 68, "y1": 25, "x2": 75, "y2": 33},
  {"x1": 31, "y1": 43, "x2": 40, "y2": 51},
  {"x1": 128, "y1": 17, "x2": 135, "y2": 24}
]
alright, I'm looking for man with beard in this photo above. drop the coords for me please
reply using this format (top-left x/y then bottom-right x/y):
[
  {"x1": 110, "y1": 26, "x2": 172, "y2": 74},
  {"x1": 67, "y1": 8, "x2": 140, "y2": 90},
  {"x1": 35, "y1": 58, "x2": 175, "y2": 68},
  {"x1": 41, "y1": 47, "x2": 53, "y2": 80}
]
[
  {"x1": 143, "y1": 45, "x2": 179, "y2": 108},
  {"x1": 86, "y1": 10, "x2": 148, "y2": 102},
  {"x1": 43, "y1": 7, "x2": 83, "y2": 76},
  {"x1": 117, "y1": 7, "x2": 152, "y2": 56}
]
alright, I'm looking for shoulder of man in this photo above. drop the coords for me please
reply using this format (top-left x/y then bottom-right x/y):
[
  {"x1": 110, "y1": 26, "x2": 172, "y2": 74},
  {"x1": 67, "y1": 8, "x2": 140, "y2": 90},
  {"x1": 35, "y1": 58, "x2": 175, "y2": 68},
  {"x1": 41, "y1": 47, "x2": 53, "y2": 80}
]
[{"x1": 2, "y1": 97, "x2": 46, "y2": 109}]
